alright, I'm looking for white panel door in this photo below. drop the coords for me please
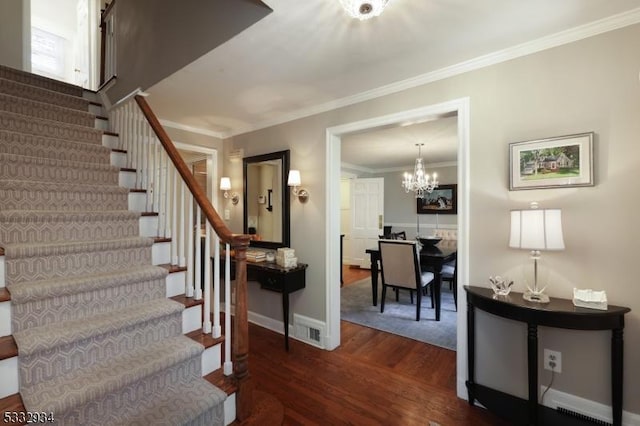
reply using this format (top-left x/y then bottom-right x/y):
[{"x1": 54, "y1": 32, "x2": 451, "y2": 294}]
[
  {"x1": 74, "y1": 0, "x2": 90, "y2": 88},
  {"x1": 350, "y1": 178, "x2": 384, "y2": 269}
]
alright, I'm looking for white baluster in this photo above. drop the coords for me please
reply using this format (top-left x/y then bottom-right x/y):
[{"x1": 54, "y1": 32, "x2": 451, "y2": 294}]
[
  {"x1": 212, "y1": 234, "x2": 221, "y2": 338},
  {"x1": 194, "y1": 208, "x2": 202, "y2": 300},
  {"x1": 153, "y1": 137, "x2": 161, "y2": 214},
  {"x1": 179, "y1": 181, "x2": 186, "y2": 267},
  {"x1": 223, "y1": 243, "x2": 233, "y2": 376},
  {"x1": 158, "y1": 152, "x2": 167, "y2": 237},
  {"x1": 186, "y1": 191, "x2": 194, "y2": 298},
  {"x1": 171, "y1": 167, "x2": 178, "y2": 265},
  {"x1": 203, "y1": 223, "x2": 212, "y2": 334}
]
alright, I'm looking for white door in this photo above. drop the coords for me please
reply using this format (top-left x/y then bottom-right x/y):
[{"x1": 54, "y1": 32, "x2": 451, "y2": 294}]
[
  {"x1": 74, "y1": 0, "x2": 90, "y2": 88},
  {"x1": 350, "y1": 178, "x2": 384, "y2": 269}
]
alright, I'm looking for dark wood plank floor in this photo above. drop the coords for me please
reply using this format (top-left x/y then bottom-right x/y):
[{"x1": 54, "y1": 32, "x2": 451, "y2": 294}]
[
  {"x1": 247, "y1": 320, "x2": 508, "y2": 425},
  {"x1": 243, "y1": 264, "x2": 507, "y2": 425}
]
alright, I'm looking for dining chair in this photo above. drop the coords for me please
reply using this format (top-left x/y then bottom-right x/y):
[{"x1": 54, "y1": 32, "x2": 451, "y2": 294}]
[
  {"x1": 441, "y1": 253, "x2": 457, "y2": 310},
  {"x1": 378, "y1": 240, "x2": 434, "y2": 321}
]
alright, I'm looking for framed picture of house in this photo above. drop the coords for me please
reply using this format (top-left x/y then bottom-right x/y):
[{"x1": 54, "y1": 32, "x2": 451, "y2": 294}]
[
  {"x1": 416, "y1": 184, "x2": 457, "y2": 214},
  {"x1": 509, "y1": 132, "x2": 594, "y2": 190}
]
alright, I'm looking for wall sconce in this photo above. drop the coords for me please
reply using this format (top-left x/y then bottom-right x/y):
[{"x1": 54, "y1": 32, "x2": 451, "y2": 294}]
[
  {"x1": 220, "y1": 177, "x2": 239, "y2": 205},
  {"x1": 287, "y1": 170, "x2": 309, "y2": 203}
]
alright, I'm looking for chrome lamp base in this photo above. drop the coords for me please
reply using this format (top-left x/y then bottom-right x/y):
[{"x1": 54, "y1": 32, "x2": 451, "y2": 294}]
[{"x1": 523, "y1": 251, "x2": 550, "y2": 304}]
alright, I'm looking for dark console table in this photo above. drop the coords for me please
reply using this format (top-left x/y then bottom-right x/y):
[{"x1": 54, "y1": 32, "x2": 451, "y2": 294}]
[
  {"x1": 219, "y1": 258, "x2": 307, "y2": 351},
  {"x1": 464, "y1": 285, "x2": 630, "y2": 426}
]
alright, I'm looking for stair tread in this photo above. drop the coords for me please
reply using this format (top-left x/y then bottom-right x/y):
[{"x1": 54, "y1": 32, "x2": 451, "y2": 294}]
[
  {"x1": 0, "y1": 129, "x2": 110, "y2": 155},
  {"x1": 0, "y1": 179, "x2": 127, "y2": 194},
  {"x1": 22, "y1": 335, "x2": 203, "y2": 415},
  {"x1": 0, "y1": 210, "x2": 140, "y2": 222},
  {"x1": 0, "y1": 152, "x2": 117, "y2": 172},
  {"x1": 0, "y1": 78, "x2": 88, "y2": 111},
  {"x1": 0, "y1": 92, "x2": 95, "y2": 126},
  {"x1": 3, "y1": 236, "x2": 154, "y2": 259},
  {"x1": 14, "y1": 298, "x2": 182, "y2": 357},
  {"x1": 8, "y1": 265, "x2": 167, "y2": 304},
  {"x1": 0, "y1": 65, "x2": 84, "y2": 97},
  {"x1": 170, "y1": 294, "x2": 205, "y2": 309},
  {"x1": 0, "y1": 110, "x2": 102, "y2": 140},
  {"x1": 0, "y1": 288, "x2": 9, "y2": 303}
]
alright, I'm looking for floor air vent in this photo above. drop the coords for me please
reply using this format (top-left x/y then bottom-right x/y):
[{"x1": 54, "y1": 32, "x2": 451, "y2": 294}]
[
  {"x1": 556, "y1": 406, "x2": 612, "y2": 426},
  {"x1": 293, "y1": 314, "x2": 325, "y2": 348}
]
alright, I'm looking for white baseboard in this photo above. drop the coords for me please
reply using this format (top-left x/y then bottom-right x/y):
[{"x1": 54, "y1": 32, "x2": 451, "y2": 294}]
[
  {"x1": 542, "y1": 387, "x2": 640, "y2": 426},
  {"x1": 247, "y1": 311, "x2": 328, "y2": 350},
  {"x1": 0, "y1": 356, "x2": 18, "y2": 399}
]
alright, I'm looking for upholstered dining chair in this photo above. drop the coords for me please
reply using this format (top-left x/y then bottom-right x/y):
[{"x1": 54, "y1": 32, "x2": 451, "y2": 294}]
[
  {"x1": 441, "y1": 253, "x2": 457, "y2": 310},
  {"x1": 378, "y1": 240, "x2": 435, "y2": 321}
]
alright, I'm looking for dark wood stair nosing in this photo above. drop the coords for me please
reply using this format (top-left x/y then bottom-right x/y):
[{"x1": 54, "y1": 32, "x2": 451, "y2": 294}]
[
  {"x1": 159, "y1": 264, "x2": 188, "y2": 274},
  {"x1": 0, "y1": 335, "x2": 18, "y2": 361},
  {"x1": 153, "y1": 237, "x2": 172, "y2": 244},
  {"x1": 170, "y1": 294, "x2": 204, "y2": 309},
  {"x1": 111, "y1": 148, "x2": 127, "y2": 154},
  {"x1": 103, "y1": 130, "x2": 118, "y2": 136},
  {"x1": 120, "y1": 167, "x2": 136, "y2": 173},
  {"x1": 0, "y1": 288, "x2": 10, "y2": 303},
  {"x1": 129, "y1": 188, "x2": 147, "y2": 193}
]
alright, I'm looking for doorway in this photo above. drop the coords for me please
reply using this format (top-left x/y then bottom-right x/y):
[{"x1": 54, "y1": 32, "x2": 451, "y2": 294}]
[
  {"x1": 30, "y1": 0, "x2": 100, "y2": 89},
  {"x1": 326, "y1": 97, "x2": 470, "y2": 399}
]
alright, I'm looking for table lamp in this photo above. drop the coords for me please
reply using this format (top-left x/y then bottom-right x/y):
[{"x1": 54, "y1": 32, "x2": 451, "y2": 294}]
[{"x1": 509, "y1": 202, "x2": 564, "y2": 303}]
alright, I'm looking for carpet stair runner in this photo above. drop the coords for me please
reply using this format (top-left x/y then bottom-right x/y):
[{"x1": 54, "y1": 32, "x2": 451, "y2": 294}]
[{"x1": 0, "y1": 65, "x2": 226, "y2": 425}]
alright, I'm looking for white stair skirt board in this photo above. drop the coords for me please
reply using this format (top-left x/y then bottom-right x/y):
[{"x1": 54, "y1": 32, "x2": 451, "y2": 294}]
[
  {"x1": 0, "y1": 357, "x2": 18, "y2": 399},
  {"x1": 82, "y1": 91, "x2": 100, "y2": 103},
  {"x1": 166, "y1": 271, "x2": 186, "y2": 298},
  {"x1": 0, "y1": 300, "x2": 10, "y2": 336},
  {"x1": 139, "y1": 215, "x2": 159, "y2": 237},
  {"x1": 102, "y1": 134, "x2": 119, "y2": 149},
  {"x1": 94, "y1": 118, "x2": 109, "y2": 131},
  {"x1": 224, "y1": 394, "x2": 236, "y2": 426},
  {"x1": 182, "y1": 304, "x2": 202, "y2": 334},
  {"x1": 152, "y1": 241, "x2": 171, "y2": 265},
  {"x1": 110, "y1": 151, "x2": 127, "y2": 168},
  {"x1": 201, "y1": 344, "x2": 221, "y2": 376},
  {"x1": 128, "y1": 192, "x2": 147, "y2": 212},
  {"x1": 0, "y1": 256, "x2": 4, "y2": 288},
  {"x1": 119, "y1": 170, "x2": 136, "y2": 189},
  {"x1": 88, "y1": 104, "x2": 104, "y2": 116}
]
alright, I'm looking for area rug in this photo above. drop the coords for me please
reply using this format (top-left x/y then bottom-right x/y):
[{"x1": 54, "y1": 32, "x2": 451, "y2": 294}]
[{"x1": 341, "y1": 277, "x2": 457, "y2": 350}]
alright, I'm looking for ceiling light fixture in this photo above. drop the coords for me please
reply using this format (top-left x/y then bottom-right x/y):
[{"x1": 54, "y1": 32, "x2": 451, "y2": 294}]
[
  {"x1": 339, "y1": 0, "x2": 389, "y2": 20},
  {"x1": 402, "y1": 143, "x2": 438, "y2": 198}
]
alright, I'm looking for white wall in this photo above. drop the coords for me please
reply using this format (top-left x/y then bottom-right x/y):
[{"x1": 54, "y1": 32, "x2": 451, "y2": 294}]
[
  {"x1": 0, "y1": 0, "x2": 30, "y2": 70},
  {"x1": 226, "y1": 23, "x2": 640, "y2": 416}
]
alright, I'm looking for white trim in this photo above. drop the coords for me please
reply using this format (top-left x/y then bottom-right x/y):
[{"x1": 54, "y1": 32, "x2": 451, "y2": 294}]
[
  {"x1": 340, "y1": 162, "x2": 375, "y2": 174},
  {"x1": 108, "y1": 87, "x2": 146, "y2": 110},
  {"x1": 542, "y1": 387, "x2": 640, "y2": 426},
  {"x1": 326, "y1": 98, "x2": 470, "y2": 389},
  {"x1": 227, "y1": 7, "x2": 640, "y2": 138},
  {"x1": 160, "y1": 119, "x2": 227, "y2": 139},
  {"x1": 376, "y1": 161, "x2": 458, "y2": 174},
  {"x1": 386, "y1": 223, "x2": 458, "y2": 230}
]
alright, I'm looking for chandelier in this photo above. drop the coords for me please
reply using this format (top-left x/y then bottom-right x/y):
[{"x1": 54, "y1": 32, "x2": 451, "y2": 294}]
[
  {"x1": 402, "y1": 143, "x2": 438, "y2": 198},
  {"x1": 339, "y1": 0, "x2": 390, "y2": 20}
]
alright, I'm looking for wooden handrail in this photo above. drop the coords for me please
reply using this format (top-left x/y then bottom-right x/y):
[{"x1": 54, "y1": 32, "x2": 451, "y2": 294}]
[{"x1": 134, "y1": 95, "x2": 253, "y2": 421}]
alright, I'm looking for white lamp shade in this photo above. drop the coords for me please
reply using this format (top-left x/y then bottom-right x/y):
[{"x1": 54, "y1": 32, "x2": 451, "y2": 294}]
[
  {"x1": 219, "y1": 177, "x2": 231, "y2": 191},
  {"x1": 288, "y1": 170, "x2": 301, "y2": 186},
  {"x1": 509, "y1": 209, "x2": 564, "y2": 251}
]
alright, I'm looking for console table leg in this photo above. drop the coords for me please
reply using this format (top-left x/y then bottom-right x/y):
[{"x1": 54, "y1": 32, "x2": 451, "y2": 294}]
[
  {"x1": 370, "y1": 255, "x2": 379, "y2": 306},
  {"x1": 467, "y1": 301, "x2": 476, "y2": 405},
  {"x1": 612, "y1": 328, "x2": 624, "y2": 426},
  {"x1": 527, "y1": 323, "x2": 538, "y2": 425},
  {"x1": 283, "y1": 291, "x2": 290, "y2": 351}
]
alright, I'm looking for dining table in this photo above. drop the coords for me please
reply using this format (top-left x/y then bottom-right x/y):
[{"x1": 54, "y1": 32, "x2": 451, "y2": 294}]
[{"x1": 365, "y1": 240, "x2": 457, "y2": 321}]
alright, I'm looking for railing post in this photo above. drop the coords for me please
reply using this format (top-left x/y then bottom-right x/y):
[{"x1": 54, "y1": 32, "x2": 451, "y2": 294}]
[{"x1": 233, "y1": 243, "x2": 252, "y2": 422}]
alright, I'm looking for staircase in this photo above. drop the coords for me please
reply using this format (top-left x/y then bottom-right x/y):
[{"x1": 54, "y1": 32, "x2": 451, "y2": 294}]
[{"x1": 0, "y1": 65, "x2": 238, "y2": 425}]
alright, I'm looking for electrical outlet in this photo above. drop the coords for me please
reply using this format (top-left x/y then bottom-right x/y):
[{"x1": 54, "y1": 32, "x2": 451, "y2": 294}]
[
  {"x1": 224, "y1": 209, "x2": 230, "y2": 220},
  {"x1": 544, "y1": 349, "x2": 562, "y2": 373}
]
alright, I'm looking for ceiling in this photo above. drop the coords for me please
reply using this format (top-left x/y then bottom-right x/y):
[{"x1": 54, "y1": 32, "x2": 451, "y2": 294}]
[{"x1": 146, "y1": 0, "x2": 640, "y2": 168}]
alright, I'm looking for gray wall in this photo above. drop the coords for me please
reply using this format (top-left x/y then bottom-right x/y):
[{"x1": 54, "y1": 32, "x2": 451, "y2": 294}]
[
  {"x1": 225, "y1": 24, "x2": 640, "y2": 414},
  {"x1": 106, "y1": 0, "x2": 271, "y2": 102},
  {"x1": 0, "y1": 0, "x2": 30, "y2": 70}
]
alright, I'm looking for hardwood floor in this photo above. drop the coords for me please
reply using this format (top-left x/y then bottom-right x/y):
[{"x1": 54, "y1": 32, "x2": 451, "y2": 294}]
[
  {"x1": 241, "y1": 265, "x2": 506, "y2": 425},
  {"x1": 247, "y1": 321, "x2": 508, "y2": 425}
]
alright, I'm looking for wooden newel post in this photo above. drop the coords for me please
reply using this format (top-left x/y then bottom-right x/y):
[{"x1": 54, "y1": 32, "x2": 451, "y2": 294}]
[{"x1": 233, "y1": 241, "x2": 252, "y2": 421}]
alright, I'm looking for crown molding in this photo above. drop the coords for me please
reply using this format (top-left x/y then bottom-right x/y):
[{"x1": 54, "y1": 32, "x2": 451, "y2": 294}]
[
  {"x1": 341, "y1": 160, "x2": 458, "y2": 175},
  {"x1": 226, "y1": 7, "x2": 640, "y2": 138},
  {"x1": 159, "y1": 119, "x2": 227, "y2": 139}
]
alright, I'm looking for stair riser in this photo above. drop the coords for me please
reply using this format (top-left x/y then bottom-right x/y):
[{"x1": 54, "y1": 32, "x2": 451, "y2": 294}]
[
  {"x1": 6, "y1": 245, "x2": 152, "y2": 284},
  {"x1": 111, "y1": 151, "x2": 127, "y2": 168},
  {"x1": 152, "y1": 241, "x2": 171, "y2": 265},
  {"x1": 95, "y1": 117, "x2": 109, "y2": 131},
  {"x1": 89, "y1": 104, "x2": 103, "y2": 116},
  {"x1": 11, "y1": 279, "x2": 167, "y2": 333},
  {"x1": 0, "y1": 111, "x2": 102, "y2": 144},
  {"x1": 0, "y1": 65, "x2": 83, "y2": 97},
  {"x1": 0, "y1": 303, "x2": 210, "y2": 399},
  {"x1": 0, "y1": 185, "x2": 129, "y2": 212},
  {"x1": 0, "y1": 130, "x2": 110, "y2": 164},
  {"x1": 103, "y1": 133, "x2": 119, "y2": 149},
  {"x1": 0, "y1": 156, "x2": 119, "y2": 185},
  {"x1": 0, "y1": 216, "x2": 140, "y2": 245},
  {"x1": 18, "y1": 312, "x2": 183, "y2": 388},
  {"x1": 129, "y1": 191, "x2": 147, "y2": 212},
  {"x1": 57, "y1": 355, "x2": 205, "y2": 425},
  {"x1": 0, "y1": 93, "x2": 94, "y2": 127},
  {"x1": 120, "y1": 169, "x2": 137, "y2": 189},
  {"x1": 0, "y1": 79, "x2": 88, "y2": 111},
  {"x1": 0, "y1": 301, "x2": 10, "y2": 336}
]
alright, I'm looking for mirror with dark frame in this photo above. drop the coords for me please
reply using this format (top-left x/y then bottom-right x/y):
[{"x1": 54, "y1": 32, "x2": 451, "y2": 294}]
[{"x1": 243, "y1": 150, "x2": 290, "y2": 249}]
